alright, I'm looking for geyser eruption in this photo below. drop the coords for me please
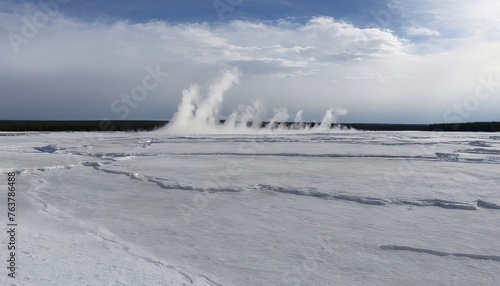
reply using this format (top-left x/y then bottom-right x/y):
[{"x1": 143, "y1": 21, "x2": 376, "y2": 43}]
[
  {"x1": 269, "y1": 107, "x2": 290, "y2": 129},
  {"x1": 165, "y1": 67, "x2": 349, "y2": 134},
  {"x1": 318, "y1": 107, "x2": 348, "y2": 130},
  {"x1": 225, "y1": 99, "x2": 266, "y2": 129},
  {"x1": 193, "y1": 67, "x2": 241, "y2": 126},
  {"x1": 167, "y1": 67, "x2": 241, "y2": 133}
]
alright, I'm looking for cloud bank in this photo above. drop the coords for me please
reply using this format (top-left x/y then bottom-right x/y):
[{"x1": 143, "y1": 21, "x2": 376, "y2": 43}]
[{"x1": 0, "y1": 0, "x2": 499, "y2": 123}]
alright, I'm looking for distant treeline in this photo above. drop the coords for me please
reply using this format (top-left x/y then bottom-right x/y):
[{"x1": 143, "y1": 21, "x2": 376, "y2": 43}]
[
  {"x1": 0, "y1": 120, "x2": 499, "y2": 132},
  {"x1": 341, "y1": 123, "x2": 430, "y2": 131},
  {"x1": 345, "y1": 122, "x2": 500, "y2": 132},
  {"x1": 0, "y1": 120, "x2": 166, "y2": 132},
  {"x1": 428, "y1": 121, "x2": 500, "y2": 132}
]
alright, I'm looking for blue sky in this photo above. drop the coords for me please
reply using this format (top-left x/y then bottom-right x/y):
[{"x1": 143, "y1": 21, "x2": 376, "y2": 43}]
[
  {"x1": 1, "y1": 0, "x2": 499, "y2": 123},
  {"x1": 37, "y1": 0, "x2": 378, "y2": 24}
]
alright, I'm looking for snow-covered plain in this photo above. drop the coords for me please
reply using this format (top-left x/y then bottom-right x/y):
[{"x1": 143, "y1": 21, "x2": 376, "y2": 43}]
[{"x1": 1, "y1": 130, "x2": 500, "y2": 285}]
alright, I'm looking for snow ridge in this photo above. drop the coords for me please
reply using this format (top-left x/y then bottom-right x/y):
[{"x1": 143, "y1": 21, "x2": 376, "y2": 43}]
[
  {"x1": 258, "y1": 185, "x2": 499, "y2": 211},
  {"x1": 380, "y1": 245, "x2": 500, "y2": 262}
]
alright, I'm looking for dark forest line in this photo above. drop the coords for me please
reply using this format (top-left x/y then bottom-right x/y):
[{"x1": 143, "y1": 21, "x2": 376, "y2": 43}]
[{"x1": 0, "y1": 120, "x2": 499, "y2": 132}]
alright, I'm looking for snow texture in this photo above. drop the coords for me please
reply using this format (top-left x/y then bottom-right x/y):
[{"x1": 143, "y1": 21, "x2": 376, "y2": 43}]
[{"x1": 1, "y1": 130, "x2": 499, "y2": 285}]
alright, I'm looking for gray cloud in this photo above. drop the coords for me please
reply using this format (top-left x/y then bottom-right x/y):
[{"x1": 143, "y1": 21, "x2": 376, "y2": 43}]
[{"x1": 0, "y1": 1, "x2": 499, "y2": 123}]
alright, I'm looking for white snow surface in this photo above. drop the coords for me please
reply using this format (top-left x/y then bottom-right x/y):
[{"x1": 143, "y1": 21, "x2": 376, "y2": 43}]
[{"x1": 1, "y1": 130, "x2": 500, "y2": 285}]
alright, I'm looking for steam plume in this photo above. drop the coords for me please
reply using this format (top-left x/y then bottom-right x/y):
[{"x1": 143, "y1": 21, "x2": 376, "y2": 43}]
[{"x1": 164, "y1": 67, "x2": 350, "y2": 134}]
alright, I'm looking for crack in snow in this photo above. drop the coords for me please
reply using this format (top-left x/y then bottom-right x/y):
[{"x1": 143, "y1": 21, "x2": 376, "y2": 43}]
[{"x1": 380, "y1": 245, "x2": 500, "y2": 262}]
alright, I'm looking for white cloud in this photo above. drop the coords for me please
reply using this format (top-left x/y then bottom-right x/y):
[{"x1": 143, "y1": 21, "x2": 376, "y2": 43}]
[
  {"x1": 405, "y1": 26, "x2": 440, "y2": 36},
  {"x1": 0, "y1": 1, "x2": 499, "y2": 123},
  {"x1": 398, "y1": 0, "x2": 500, "y2": 39},
  {"x1": 0, "y1": 9, "x2": 410, "y2": 82}
]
